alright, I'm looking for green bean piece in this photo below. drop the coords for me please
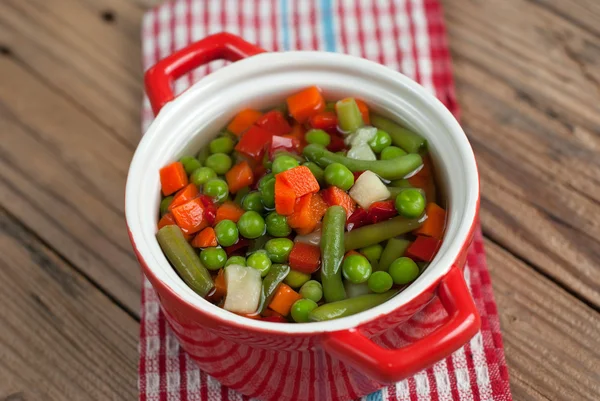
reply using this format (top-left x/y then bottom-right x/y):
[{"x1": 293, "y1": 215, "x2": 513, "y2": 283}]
[
  {"x1": 390, "y1": 179, "x2": 413, "y2": 188},
  {"x1": 344, "y1": 216, "x2": 423, "y2": 251},
  {"x1": 302, "y1": 162, "x2": 325, "y2": 185},
  {"x1": 378, "y1": 238, "x2": 412, "y2": 272},
  {"x1": 160, "y1": 196, "x2": 174, "y2": 216},
  {"x1": 387, "y1": 186, "x2": 426, "y2": 200},
  {"x1": 336, "y1": 98, "x2": 364, "y2": 133},
  {"x1": 302, "y1": 144, "x2": 423, "y2": 181},
  {"x1": 257, "y1": 263, "x2": 290, "y2": 313},
  {"x1": 325, "y1": 101, "x2": 337, "y2": 112},
  {"x1": 371, "y1": 114, "x2": 427, "y2": 154},
  {"x1": 156, "y1": 225, "x2": 214, "y2": 297},
  {"x1": 309, "y1": 290, "x2": 397, "y2": 322},
  {"x1": 248, "y1": 234, "x2": 272, "y2": 254},
  {"x1": 321, "y1": 206, "x2": 347, "y2": 302}
]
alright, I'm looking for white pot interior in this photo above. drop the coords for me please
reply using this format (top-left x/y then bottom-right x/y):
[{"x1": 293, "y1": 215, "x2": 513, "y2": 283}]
[{"x1": 126, "y1": 51, "x2": 479, "y2": 334}]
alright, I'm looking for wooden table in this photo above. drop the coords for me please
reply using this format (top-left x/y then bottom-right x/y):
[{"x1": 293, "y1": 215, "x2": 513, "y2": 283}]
[{"x1": 1, "y1": 0, "x2": 598, "y2": 399}]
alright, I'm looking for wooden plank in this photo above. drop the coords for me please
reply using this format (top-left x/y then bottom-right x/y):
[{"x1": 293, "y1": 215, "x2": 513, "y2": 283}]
[
  {"x1": 0, "y1": 209, "x2": 138, "y2": 400},
  {"x1": 441, "y1": 0, "x2": 600, "y2": 307},
  {"x1": 0, "y1": 0, "x2": 144, "y2": 149},
  {"x1": 486, "y1": 238, "x2": 600, "y2": 400},
  {"x1": 0, "y1": 57, "x2": 140, "y2": 314}
]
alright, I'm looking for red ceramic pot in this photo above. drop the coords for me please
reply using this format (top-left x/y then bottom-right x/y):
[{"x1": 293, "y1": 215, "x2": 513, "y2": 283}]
[{"x1": 126, "y1": 33, "x2": 480, "y2": 401}]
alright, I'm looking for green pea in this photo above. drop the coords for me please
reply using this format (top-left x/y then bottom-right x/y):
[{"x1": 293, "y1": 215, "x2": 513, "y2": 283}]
[
  {"x1": 368, "y1": 130, "x2": 392, "y2": 153},
  {"x1": 342, "y1": 254, "x2": 372, "y2": 284},
  {"x1": 214, "y1": 220, "x2": 239, "y2": 247},
  {"x1": 380, "y1": 146, "x2": 407, "y2": 160},
  {"x1": 284, "y1": 269, "x2": 311, "y2": 288},
  {"x1": 160, "y1": 196, "x2": 174, "y2": 216},
  {"x1": 209, "y1": 137, "x2": 234, "y2": 154},
  {"x1": 303, "y1": 162, "x2": 325, "y2": 184},
  {"x1": 225, "y1": 255, "x2": 246, "y2": 266},
  {"x1": 205, "y1": 153, "x2": 232, "y2": 175},
  {"x1": 247, "y1": 250, "x2": 272, "y2": 277},
  {"x1": 203, "y1": 179, "x2": 229, "y2": 202},
  {"x1": 305, "y1": 129, "x2": 331, "y2": 146},
  {"x1": 272, "y1": 155, "x2": 299, "y2": 175},
  {"x1": 389, "y1": 257, "x2": 420, "y2": 285},
  {"x1": 237, "y1": 211, "x2": 266, "y2": 239},
  {"x1": 265, "y1": 238, "x2": 294, "y2": 263},
  {"x1": 291, "y1": 299, "x2": 318, "y2": 323},
  {"x1": 360, "y1": 244, "x2": 383, "y2": 263},
  {"x1": 179, "y1": 156, "x2": 203, "y2": 175},
  {"x1": 395, "y1": 188, "x2": 426, "y2": 218},
  {"x1": 367, "y1": 271, "x2": 393, "y2": 293},
  {"x1": 242, "y1": 191, "x2": 264, "y2": 213},
  {"x1": 324, "y1": 163, "x2": 354, "y2": 190},
  {"x1": 197, "y1": 147, "x2": 210, "y2": 164},
  {"x1": 299, "y1": 280, "x2": 323, "y2": 303},
  {"x1": 265, "y1": 212, "x2": 292, "y2": 237},
  {"x1": 199, "y1": 247, "x2": 227, "y2": 270},
  {"x1": 259, "y1": 174, "x2": 276, "y2": 209},
  {"x1": 190, "y1": 167, "x2": 217, "y2": 186}
]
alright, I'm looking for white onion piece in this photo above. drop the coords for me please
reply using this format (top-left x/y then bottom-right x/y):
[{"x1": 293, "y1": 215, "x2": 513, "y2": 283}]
[
  {"x1": 347, "y1": 143, "x2": 376, "y2": 161},
  {"x1": 349, "y1": 170, "x2": 391, "y2": 209},
  {"x1": 345, "y1": 126, "x2": 377, "y2": 146},
  {"x1": 223, "y1": 264, "x2": 262, "y2": 314},
  {"x1": 294, "y1": 226, "x2": 322, "y2": 246},
  {"x1": 344, "y1": 281, "x2": 372, "y2": 298}
]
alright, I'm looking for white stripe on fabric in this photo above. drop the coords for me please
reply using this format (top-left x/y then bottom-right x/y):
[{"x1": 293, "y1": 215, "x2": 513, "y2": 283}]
[
  {"x1": 395, "y1": 379, "x2": 411, "y2": 401},
  {"x1": 433, "y1": 359, "x2": 453, "y2": 401},
  {"x1": 452, "y1": 346, "x2": 475, "y2": 401},
  {"x1": 410, "y1": 0, "x2": 434, "y2": 92},
  {"x1": 359, "y1": 0, "x2": 378, "y2": 61},
  {"x1": 394, "y1": 0, "x2": 415, "y2": 79},
  {"x1": 258, "y1": 0, "x2": 274, "y2": 49},
  {"x1": 470, "y1": 332, "x2": 494, "y2": 401},
  {"x1": 157, "y1": 5, "x2": 172, "y2": 59},
  {"x1": 206, "y1": 375, "x2": 222, "y2": 401},
  {"x1": 341, "y1": 0, "x2": 361, "y2": 56},
  {"x1": 241, "y1": 0, "x2": 257, "y2": 46},
  {"x1": 376, "y1": 0, "x2": 399, "y2": 71},
  {"x1": 186, "y1": 354, "x2": 202, "y2": 400},
  {"x1": 414, "y1": 371, "x2": 431, "y2": 401},
  {"x1": 173, "y1": 0, "x2": 189, "y2": 95}
]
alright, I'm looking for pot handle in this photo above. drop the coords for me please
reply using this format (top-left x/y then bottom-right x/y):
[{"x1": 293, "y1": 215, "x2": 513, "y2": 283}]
[
  {"x1": 321, "y1": 264, "x2": 480, "y2": 384},
  {"x1": 144, "y1": 32, "x2": 266, "y2": 115}
]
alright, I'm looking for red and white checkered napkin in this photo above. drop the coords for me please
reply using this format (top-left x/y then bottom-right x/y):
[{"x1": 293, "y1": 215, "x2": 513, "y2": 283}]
[{"x1": 139, "y1": 1, "x2": 512, "y2": 400}]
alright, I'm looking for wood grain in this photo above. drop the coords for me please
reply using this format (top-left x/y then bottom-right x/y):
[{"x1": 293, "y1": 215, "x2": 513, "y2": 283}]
[
  {"x1": 487, "y1": 239, "x2": 600, "y2": 400},
  {"x1": 442, "y1": 0, "x2": 600, "y2": 308},
  {"x1": 0, "y1": 209, "x2": 138, "y2": 401}
]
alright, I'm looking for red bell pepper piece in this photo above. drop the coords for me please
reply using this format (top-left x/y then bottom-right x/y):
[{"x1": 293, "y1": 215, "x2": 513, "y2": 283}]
[
  {"x1": 367, "y1": 200, "x2": 397, "y2": 224},
  {"x1": 405, "y1": 236, "x2": 441, "y2": 262},
  {"x1": 268, "y1": 135, "x2": 300, "y2": 158},
  {"x1": 288, "y1": 242, "x2": 321, "y2": 274},
  {"x1": 321, "y1": 186, "x2": 356, "y2": 217},
  {"x1": 198, "y1": 195, "x2": 217, "y2": 226},
  {"x1": 346, "y1": 207, "x2": 369, "y2": 231},
  {"x1": 256, "y1": 110, "x2": 292, "y2": 136},
  {"x1": 327, "y1": 133, "x2": 347, "y2": 152},
  {"x1": 309, "y1": 111, "x2": 338, "y2": 131},
  {"x1": 224, "y1": 238, "x2": 251, "y2": 256},
  {"x1": 235, "y1": 125, "x2": 273, "y2": 161},
  {"x1": 352, "y1": 171, "x2": 365, "y2": 182}
]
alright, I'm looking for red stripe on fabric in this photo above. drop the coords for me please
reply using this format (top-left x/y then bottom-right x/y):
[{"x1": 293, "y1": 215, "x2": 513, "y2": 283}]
[
  {"x1": 408, "y1": 377, "x2": 419, "y2": 401},
  {"x1": 309, "y1": 1, "x2": 319, "y2": 50},
  {"x1": 371, "y1": 0, "x2": 385, "y2": 64},
  {"x1": 152, "y1": 9, "x2": 161, "y2": 65},
  {"x1": 203, "y1": 2, "x2": 211, "y2": 75},
  {"x1": 336, "y1": 0, "x2": 348, "y2": 53},
  {"x1": 271, "y1": 0, "x2": 279, "y2": 50},
  {"x1": 444, "y1": 355, "x2": 461, "y2": 401},
  {"x1": 292, "y1": 2, "x2": 301, "y2": 50},
  {"x1": 221, "y1": 381, "x2": 230, "y2": 401},
  {"x1": 405, "y1": 0, "x2": 422, "y2": 84},
  {"x1": 464, "y1": 343, "x2": 481, "y2": 401},
  {"x1": 354, "y1": 1, "x2": 367, "y2": 58},
  {"x1": 185, "y1": 0, "x2": 193, "y2": 88},
  {"x1": 426, "y1": 367, "x2": 439, "y2": 401},
  {"x1": 253, "y1": 0, "x2": 261, "y2": 48},
  {"x1": 179, "y1": 348, "x2": 188, "y2": 401},
  {"x1": 138, "y1": 287, "x2": 147, "y2": 401},
  {"x1": 200, "y1": 370, "x2": 208, "y2": 400},
  {"x1": 158, "y1": 316, "x2": 167, "y2": 401}
]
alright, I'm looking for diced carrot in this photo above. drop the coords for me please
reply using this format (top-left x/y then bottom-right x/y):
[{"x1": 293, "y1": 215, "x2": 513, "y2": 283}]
[
  {"x1": 234, "y1": 125, "x2": 273, "y2": 161},
  {"x1": 310, "y1": 193, "x2": 328, "y2": 221},
  {"x1": 274, "y1": 176, "x2": 297, "y2": 215},
  {"x1": 171, "y1": 198, "x2": 207, "y2": 234},
  {"x1": 288, "y1": 242, "x2": 321, "y2": 274},
  {"x1": 278, "y1": 166, "x2": 320, "y2": 198},
  {"x1": 309, "y1": 111, "x2": 338, "y2": 131},
  {"x1": 262, "y1": 308, "x2": 284, "y2": 319},
  {"x1": 227, "y1": 108, "x2": 263, "y2": 136},
  {"x1": 354, "y1": 99, "x2": 370, "y2": 125},
  {"x1": 255, "y1": 110, "x2": 292, "y2": 136},
  {"x1": 286, "y1": 86, "x2": 325, "y2": 123},
  {"x1": 268, "y1": 283, "x2": 303, "y2": 316},
  {"x1": 215, "y1": 201, "x2": 245, "y2": 224},
  {"x1": 288, "y1": 194, "x2": 317, "y2": 233},
  {"x1": 225, "y1": 161, "x2": 254, "y2": 194},
  {"x1": 239, "y1": 313, "x2": 262, "y2": 320},
  {"x1": 168, "y1": 183, "x2": 199, "y2": 211},
  {"x1": 191, "y1": 227, "x2": 218, "y2": 248},
  {"x1": 405, "y1": 236, "x2": 441, "y2": 262},
  {"x1": 321, "y1": 186, "x2": 356, "y2": 217},
  {"x1": 208, "y1": 268, "x2": 227, "y2": 302},
  {"x1": 413, "y1": 203, "x2": 446, "y2": 240},
  {"x1": 159, "y1": 162, "x2": 188, "y2": 196},
  {"x1": 157, "y1": 213, "x2": 176, "y2": 230}
]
